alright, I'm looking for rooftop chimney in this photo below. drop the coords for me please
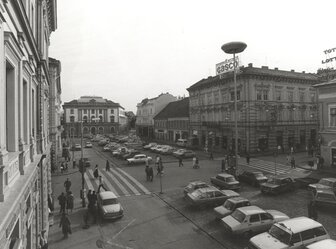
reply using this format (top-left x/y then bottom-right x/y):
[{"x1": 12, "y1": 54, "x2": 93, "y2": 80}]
[{"x1": 248, "y1": 63, "x2": 253, "y2": 67}]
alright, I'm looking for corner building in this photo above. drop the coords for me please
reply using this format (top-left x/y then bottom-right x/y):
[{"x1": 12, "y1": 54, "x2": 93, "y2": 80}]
[
  {"x1": 0, "y1": 1, "x2": 59, "y2": 249},
  {"x1": 187, "y1": 64, "x2": 320, "y2": 154}
]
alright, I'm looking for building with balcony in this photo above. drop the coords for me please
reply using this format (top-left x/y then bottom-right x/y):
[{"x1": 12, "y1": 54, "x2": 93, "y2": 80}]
[
  {"x1": 187, "y1": 64, "x2": 320, "y2": 154},
  {"x1": 314, "y1": 78, "x2": 336, "y2": 168},
  {"x1": 0, "y1": 1, "x2": 58, "y2": 248},
  {"x1": 153, "y1": 97, "x2": 189, "y2": 143},
  {"x1": 62, "y1": 96, "x2": 124, "y2": 138},
  {"x1": 135, "y1": 93, "x2": 177, "y2": 140}
]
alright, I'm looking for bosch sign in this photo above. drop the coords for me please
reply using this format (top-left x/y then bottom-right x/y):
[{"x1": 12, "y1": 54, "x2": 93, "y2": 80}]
[{"x1": 216, "y1": 57, "x2": 240, "y2": 75}]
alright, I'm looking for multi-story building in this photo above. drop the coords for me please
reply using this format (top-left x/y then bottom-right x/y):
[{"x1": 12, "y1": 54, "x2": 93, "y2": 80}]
[
  {"x1": 314, "y1": 78, "x2": 336, "y2": 168},
  {"x1": 48, "y1": 58, "x2": 62, "y2": 174},
  {"x1": 62, "y1": 96, "x2": 124, "y2": 138},
  {"x1": 153, "y1": 97, "x2": 189, "y2": 142},
  {"x1": 136, "y1": 93, "x2": 177, "y2": 140},
  {"x1": 187, "y1": 64, "x2": 320, "y2": 154},
  {"x1": 0, "y1": 1, "x2": 58, "y2": 249}
]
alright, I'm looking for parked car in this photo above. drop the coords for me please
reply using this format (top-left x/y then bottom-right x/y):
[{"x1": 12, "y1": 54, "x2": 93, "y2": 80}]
[
  {"x1": 185, "y1": 186, "x2": 239, "y2": 207},
  {"x1": 122, "y1": 149, "x2": 141, "y2": 160},
  {"x1": 221, "y1": 205, "x2": 289, "y2": 237},
  {"x1": 103, "y1": 145, "x2": 111, "y2": 151},
  {"x1": 85, "y1": 142, "x2": 93, "y2": 148},
  {"x1": 210, "y1": 173, "x2": 240, "y2": 190},
  {"x1": 308, "y1": 178, "x2": 336, "y2": 193},
  {"x1": 176, "y1": 138, "x2": 188, "y2": 147},
  {"x1": 72, "y1": 144, "x2": 81, "y2": 151},
  {"x1": 260, "y1": 176, "x2": 295, "y2": 195},
  {"x1": 97, "y1": 191, "x2": 124, "y2": 220},
  {"x1": 183, "y1": 181, "x2": 210, "y2": 196},
  {"x1": 127, "y1": 154, "x2": 152, "y2": 165},
  {"x1": 98, "y1": 139, "x2": 109, "y2": 146},
  {"x1": 313, "y1": 189, "x2": 336, "y2": 208},
  {"x1": 248, "y1": 217, "x2": 330, "y2": 249},
  {"x1": 80, "y1": 157, "x2": 91, "y2": 167},
  {"x1": 160, "y1": 146, "x2": 176, "y2": 155},
  {"x1": 237, "y1": 171, "x2": 267, "y2": 187},
  {"x1": 150, "y1": 145, "x2": 164, "y2": 153},
  {"x1": 112, "y1": 147, "x2": 128, "y2": 157},
  {"x1": 214, "y1": 197, "x2": 251, "y2": 219},
  {"x1": 143, "y1": 142, "x2": 157, "y2": 150},
  {"x1": 306, "y1": 239, "x2": 336, "y2": 249},
  {"x1": 173, "y1": 149, "x2": 196, "y2": 159}
]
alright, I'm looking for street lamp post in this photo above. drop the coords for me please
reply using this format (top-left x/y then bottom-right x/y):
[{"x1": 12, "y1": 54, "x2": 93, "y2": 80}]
[
  {"x1": 221, "y1": 42, "x2": 247, "y2": 176},
  {"x1": 79, "y1": 120, "x2": 86, "y2": 207}
]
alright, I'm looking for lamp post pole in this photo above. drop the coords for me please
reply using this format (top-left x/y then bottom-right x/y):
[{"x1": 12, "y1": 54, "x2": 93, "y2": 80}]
[
  {"x1": 221, "y1": 42, "x2": 247, "y2": 176},
  {"x1": 80, "y1": 121, "x2": 86, "y2": 207}
]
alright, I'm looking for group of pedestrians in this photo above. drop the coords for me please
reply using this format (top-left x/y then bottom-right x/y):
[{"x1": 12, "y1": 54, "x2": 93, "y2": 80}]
[
  {"x1": 60, "y1": 161, "x2": 69, "y2": 173},
  {"x1": 286, "y1": 154, "x2": 296, "y2": 168},
  {"x1": 83, "y1": 189, "x2": 98, "y2": 228}
]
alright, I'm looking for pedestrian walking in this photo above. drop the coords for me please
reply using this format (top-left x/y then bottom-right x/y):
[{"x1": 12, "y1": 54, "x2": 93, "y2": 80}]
[
  {"x1": 145, "y1": 165, "x2": 150, "y2": 181},
  {"x1": 59, "y1": 213, "x2": 71, "y2": 239},
  {"x1": 38, "y1": 230, "x2": 48, "y2": 249},
  {"x1": 195, "y1": 156, "x2": 199, "y2": 168},
  {"x1": 64, "y1": 178, "x2": 72, "y2": 193},
  {"x1": 105, "y1": 160, "x2": 111, "y2": 172},
  {"x1": 221, "y1": 159, "x2": 226, "y2": 172},
  {"x1": 72, "y1": 159, "x2": 76, "y2": 169},
  {"x1": 209, "y1": 152, "x2": 214, "y2": 160},
  {"x1": 93, "y1": 165, "x2": 99, "y2": 179},
  {"x1": 64, "y1": 162, "x2": 68, "y2": 172},
  {"x1": 308, "y1": 200, "x2": 318, "y2": 221},
  {"x1": 148, "y1": 165, "x2": 154, "y2": 181},
  {"x1": 66, "y1": 191, "x2": 74, "y2": 213},
  {"x1": 97, "y1": 175, "x2": 107, "y2": 193},
  {"x1": 291, "y1": 157, "x2": 296, "y2": 169},
  {"x1": 60, "y1": 162, "x2": 65, "y2": 174},
  {"x1": 57, "y1": 192, "x2": 66, "y2": 214},
  {"x1": 286, "y1": 154, "x2": 291, "y2": 166},
  {"x1": 192, "y1": 156, "x2": 196, "y2": 169},
  {"x1": 178, "y1": 157, "x2": 183, "y2": 167},
  {"x1": 145, "y1": 157, "x2": 149, "y2": 167},
  {"x1": 246, "y1": 153, "x2": 250, "y2": 165}
]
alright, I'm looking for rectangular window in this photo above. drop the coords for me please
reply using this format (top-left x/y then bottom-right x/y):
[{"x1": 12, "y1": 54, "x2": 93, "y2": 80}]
[
  {"x1": 70, "y1": 109, "x2": 74, "y2": 114},
  {"x1": 276, "y1": 91, "x2": 281, "y2": 101},
  {"x1": 263, "y1": 90, "x2": 268, "y2": 100},
  {"x1": 289, "y1": 110, "x2": 294, "y2": 121},
  {"x1": 99, "y1": 109, "x2": 102, "y2": 114},
  {"x1": 207, "y1": 93, "x2": 212, "y2": 104},
  {"x1": 110, "y1": 116, "x2": 115, "y2": 123},
  {"x1": 256, "y1": 90, "x2": 262, "y2": 100},
  {"x1": 230, "y1": 91, "x2": 235, "y2": 101},
  {"x1": 310, "y1": 92, "x2": 316, "y2": 102},
  {"x1": 288, "y1": 91, "x2": 294, "y2": 102},
  {"x1": 83, "y1": 109, "x2": 87, "y2": 114},
  {"x1": 214, "y1": 91, "x2": 219, "y2": 104},
  {"x1": 237, "y1": 91, "x2": 241, "y2": 101},
  {"x1": 91, "y1": 109, "x2": 95, "y2": 114},
  {"x1": 111, "y1": 109, "x2": 114, "y2": 114},
  {"x1": 330, "y1": 106, "x2": 336, "y2": 127},
  {"x1": 299, "y1": 92, "x2": 305, "y2": 102}
]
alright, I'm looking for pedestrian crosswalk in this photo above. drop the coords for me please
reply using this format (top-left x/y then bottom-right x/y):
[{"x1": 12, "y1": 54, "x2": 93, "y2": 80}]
[
  {"x1": 237, "y1": 158, "x2": 305, "y2": 175},
  {"x1": 84, "y1": 168, "x2": 151, "y2": 197}
]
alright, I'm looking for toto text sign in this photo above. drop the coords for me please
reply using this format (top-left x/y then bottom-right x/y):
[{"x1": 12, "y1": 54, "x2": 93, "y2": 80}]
[{"x1": 216, "y1": 57, "x2": 240, "y2": 75}]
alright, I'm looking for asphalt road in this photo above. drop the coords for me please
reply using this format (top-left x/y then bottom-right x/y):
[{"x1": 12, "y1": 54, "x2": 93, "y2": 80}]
[{"x1": 49, "y1": 141, "x2": 336, "y2": 249}]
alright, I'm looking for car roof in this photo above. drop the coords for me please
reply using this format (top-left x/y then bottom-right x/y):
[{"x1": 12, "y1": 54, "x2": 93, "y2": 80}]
[
  {"x1": 227, "y1": 197, "x2": 249, "y2": 203},
  {"x1": 135, "y1": 154, "x2": 146, "y2": 157},
  {"x1": 320, "y1": 178, "x2": 336, "y2": 182},
  {"x1": 276, "y1": 217, "x2": 323, "y2": 233},
  {"x1": 190, "y1": 180, "x2": 207, "y2": 185},
  {"x1": 217, "y1": 173, "x2": 234, "y2": 178},
  {"x1": 307, "y1": 239, "x2": 336, "y2": 249},
  {"x1": 236, "y1": 205, "x2": 265, "y2": 215},
  {"x1": 99, "y1": 191, "x2": 117, "y2": 199},
  {"x1": 196, "y1": 186, "x2": 219, "y2": 193}
]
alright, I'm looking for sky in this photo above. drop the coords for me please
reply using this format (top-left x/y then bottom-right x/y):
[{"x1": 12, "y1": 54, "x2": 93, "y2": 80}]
[{"x1": 49, "y1": 0, "x2": 336, "y2": 113}]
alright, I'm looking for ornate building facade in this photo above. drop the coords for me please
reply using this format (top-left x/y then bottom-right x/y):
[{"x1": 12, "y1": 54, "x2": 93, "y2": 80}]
[
  {"x1": 136, "y1": 93, "x2": 177, "y2": 140},
  {"x1": 0, "y1": 0, "x2": 58, "y2": 249},
  {"x1": 315, "y1": 78, "x2": 336, "y2": 168},
  {"x1": 62, "y1": 96, "x2": 124, "y2": 138},
  {"x1": 187, "y1": 64, "x2": 320, "y2": 154}
]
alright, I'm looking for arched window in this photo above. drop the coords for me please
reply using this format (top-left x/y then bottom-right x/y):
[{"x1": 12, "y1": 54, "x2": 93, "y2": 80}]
[
  {"x1": 98, "y1": 127, "x2": 104, "y2": 134},
  {"x1": 70, "y1": 116, "x2": 75, "y2": 122},
  {"x1": 99, "y1": 116, "x2": 103, "y2": 122},
  {"x1": 91, "y1": 116, "x2": 96, "y2": 122},
  {"x1": 83, "y1": 116, "x2": 88, "y2": 123},
  {"x1": 110, "y1": 127, "x2": 115, "y2": 133},
  {"x1": 83, "y1": 127, "x2": 89, "y2": 134}
]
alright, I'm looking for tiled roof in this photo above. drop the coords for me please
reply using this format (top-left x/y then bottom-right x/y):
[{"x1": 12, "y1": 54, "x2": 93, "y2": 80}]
[
  {"x1": 154, "y1": 98, "x2": 189, "y2": 119},
  {"x1": 187, "y1": 65, "x2": 319, "y2": 91}
]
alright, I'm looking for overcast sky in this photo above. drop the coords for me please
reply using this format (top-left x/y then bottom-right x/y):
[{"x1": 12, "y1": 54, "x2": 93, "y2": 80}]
[{"x1": 49, "y1": 0, "x2": 336, "y2": 112}]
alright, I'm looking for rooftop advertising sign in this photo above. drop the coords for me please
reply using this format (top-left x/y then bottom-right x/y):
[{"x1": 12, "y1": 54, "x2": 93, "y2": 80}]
[
  {"x1": 322, "y1": 47, "x2": 336, "y2": 64},
  {"x1": 216, "y1": 57, "x2": 240, "y2": 75}
]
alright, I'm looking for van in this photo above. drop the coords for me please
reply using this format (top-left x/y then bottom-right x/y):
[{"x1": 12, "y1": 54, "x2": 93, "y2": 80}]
[
  {"x1": 247, "y1": 217, "x2": 330, "y2": 249},
  {"x1": 176, "y1": 139, "x2": 188, "y2": 147}
]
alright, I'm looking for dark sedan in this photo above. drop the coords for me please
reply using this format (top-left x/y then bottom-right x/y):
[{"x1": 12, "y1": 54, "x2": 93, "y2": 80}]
[
  {"x1": 238, "y1": 171, "x2": 268, "y2": 187},
  {"x1": 260, "y1": 176, "x2": 295, "y2": 195}
]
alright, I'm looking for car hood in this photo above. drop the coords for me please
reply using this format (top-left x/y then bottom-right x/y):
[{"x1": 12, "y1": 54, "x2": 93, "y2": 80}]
[
  {"x1": 265, "y1": 210, "x2": 289, "y2": 221},
  {"x1": 102, "y1": 204, "x2": 121, "y2": 213},
  {"x1": 249, "y1": 232, "x2": 287, "y2": 249},
  {"x1": 222, "y1": 190, "x2": 240, "y2": 197},
  {"x1": 214, "y1": 206, "x2": 231, "y2": 217},
  {"x1": 256, "y1": 177, "x2": 268, "y2": 181},
  {"x1": 221, "y1": 215, "x2": 240, "y2": 229},
  {"x1": 261, "y1": 183, "x2": 279, "y2": 188},
  {"x1": 309, "y1": 183, "x2": 331, "y2": 190}
]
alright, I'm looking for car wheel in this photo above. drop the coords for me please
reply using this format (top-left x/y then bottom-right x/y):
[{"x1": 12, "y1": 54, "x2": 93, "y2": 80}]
[{"x1": 243, "y1": 231, "x2": 252, "y2": 239}]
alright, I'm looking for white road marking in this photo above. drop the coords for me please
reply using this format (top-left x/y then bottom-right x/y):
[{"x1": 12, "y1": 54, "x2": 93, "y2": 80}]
[
  {"x1": 98, "y1": 169, "x2": 120, "y2": 196},
  {"x1": 109, "y1": 168, "x2": 141, "y2": 196},
  {"x1": 115, "y1": 168, "x2": 151, "y2": 195},
  {"x1": 87, "y1": 169, "x2": 119, "y2": 196},
  {"x1": 103, "y1": 169, "x2": 130, "y2": 196},
  {"x1": 84, "y1": 172, "x2": 95, "y2": 191}
]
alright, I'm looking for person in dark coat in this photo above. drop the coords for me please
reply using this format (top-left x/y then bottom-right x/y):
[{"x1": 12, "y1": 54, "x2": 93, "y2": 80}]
[
  {"x1": 178, "y1": 157, "x2": 183, "y2": 167},
  {"x1": 66, "y1": 191, "x2": 74, "y2": 213},
  {"x1": 93, "y1": 165, "x2": 99, "y2": 179},
  {"x1": 221, "y1": 159, "x2": 226, "y2": 172},
  {"x1": 246, "y1": 153, "x2": 250, "y2": 165},
  {"x1": 145, "y1": 165, "x2": 150, "y2": 181},
  {"x1": 64, "y1": 178, "x2": 72, "y2": 193},
  {"x1": 105, "y1": 160, "x2": 111, "y2": 172},
  {"x1": 58, "y1": 192, "x2": 66, "y2": 214},
  {"x1": 148, "y1": 166, "x2": 154, "y2": 181},
  {"x1": 59, "y1": 213, "x2": 71, "y2": 239},
  {"x1": 308, "y1": 200, "x2": 318, "y2": 220}
]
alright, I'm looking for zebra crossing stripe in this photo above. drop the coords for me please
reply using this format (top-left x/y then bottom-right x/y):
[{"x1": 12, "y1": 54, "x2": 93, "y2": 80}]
[
  {"x1": 84, "y1": 172, "x2": 95, "y2": 191},
  {"x1": 239, "y1": 163, "x2": 287, "y2": 174},
  {"x1": 98, "y1": 169, "x2": 121, "y2": 196},
  {"x1": 87, "y1": 169, "x2": 119, "y2": 196},
  {"x1": 109, "y1": 168, "x2": 141, "y2": 196},
  {"x1": 115, "y1": 168, "x2": 151, "y2": 195},
  {"x1": 103, "y1": 169, "x2": 130, "y2": 196}
]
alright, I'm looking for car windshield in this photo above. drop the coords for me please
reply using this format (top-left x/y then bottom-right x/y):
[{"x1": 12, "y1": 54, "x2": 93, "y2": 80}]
[
  {"x1": 319, "y1": 179, "x2": 333, "y2": 187},
  {"x1": 254, "y1": 173, "x2": 264, "y2": 178},
  {"x1": 269, "y1": 225, "x2": 291, "y2": 245},
  {"x1": 226, "y1": 177, "x2": 236, "y2": 183},
  {"x1": 102, "y1": 198, "x2": 118, "y2": 205},
  {"x1": 223, "y1": 200, "x2": 235, "y2": 210},
  {"x1": 231, "y1": 209, "x2": 245, "y2": 223}
]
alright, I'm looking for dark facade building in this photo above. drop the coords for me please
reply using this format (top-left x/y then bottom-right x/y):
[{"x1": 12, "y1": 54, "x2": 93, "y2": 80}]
[
  {"x1": 187, "y1": 64, "x2": 320, "y2": 154},
  {"x1": 153, "y1": 98, "x2": 189, "y2": 143}
]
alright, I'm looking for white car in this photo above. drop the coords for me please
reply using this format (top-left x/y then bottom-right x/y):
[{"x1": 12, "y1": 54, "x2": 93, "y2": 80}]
[
  {"x1": 97, "y1": 191, "x2": 123, "y2": 220},
  {"x1": 85, "y1": 142, "x2": 92, "y2": 148},
  {"x1": 248, "y1": 217, "x2": 330, "y2": 249},
  {"x1": 306, "y1": 239, "x2": 336, "y2": 249},
  {"x1": 103, "y1": 145, "x2": 111, "y2": 151},
  {"x1": 127, "y1": 154, "x2": 152, "y2": 165},
  {"x1": 143, "y1": 142, "x2": 157, "y2": 150},
  {"x1": 221, "y1": 205, "x2": 289, "y2": 237}
]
